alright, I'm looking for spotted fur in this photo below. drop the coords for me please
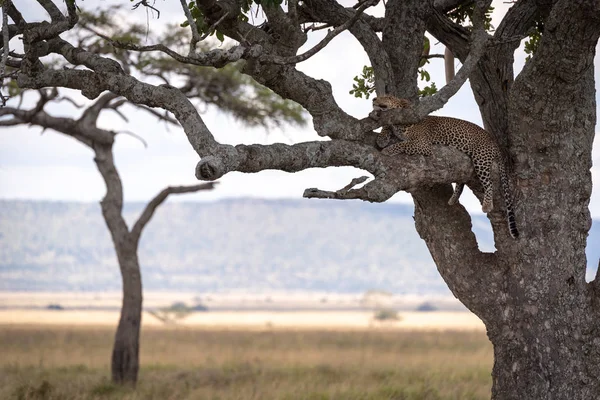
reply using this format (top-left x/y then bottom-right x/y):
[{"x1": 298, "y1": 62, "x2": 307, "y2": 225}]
[{"x1": 373, "y1": 95, "x2": 519, "y2": 239}]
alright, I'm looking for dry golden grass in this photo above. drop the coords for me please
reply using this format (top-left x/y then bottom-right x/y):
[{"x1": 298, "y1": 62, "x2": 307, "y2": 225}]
[{"x1": 0, "y1": 325, "x2": 493, "y2": 400}]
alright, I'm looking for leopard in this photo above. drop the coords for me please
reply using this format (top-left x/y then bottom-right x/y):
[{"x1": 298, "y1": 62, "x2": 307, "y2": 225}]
[{"x1": 372, "y1": 95, "x2": 519, "y2": 239}]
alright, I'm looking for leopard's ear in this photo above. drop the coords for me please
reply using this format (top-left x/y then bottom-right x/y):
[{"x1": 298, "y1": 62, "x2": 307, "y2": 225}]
[{"x1": 399, "y1": 99, "x2": 412, "y2": 108}]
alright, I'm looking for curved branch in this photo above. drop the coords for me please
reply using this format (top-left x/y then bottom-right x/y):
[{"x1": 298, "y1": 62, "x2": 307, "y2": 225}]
[
  {"x1": 0, "y1": 103, "x2": 115, "y2": 146},
  {"x1": 83, "y1": 26, "x2": 258, "y2": 68},
  {"x1": 25, "y1": 0, "x2": 77, "y2": 43},
  {"x1": 298, "y1": 0, "x2": 391, "y2": 96},
  {"x1": 260, "y1": 0, "x2": 379, "y2": 65},
  {"x1": 36, "y1": 0, "x2": 65, "y2": 22},
  {"x1": 130, "y1": 182, "x2": 216, "y2": 244},
  {"x1": 80, "y1": 92, "x2": 120, "y2": 126},
  {"x1": 416, "y1": 27, "x2": 488, "y2": 118},
  {"x1": 17, "y1": 62, "x2": 220, "y2": 155},
  {"x1": 179, "y1": 0, "x2": 201, "y2": 53}
]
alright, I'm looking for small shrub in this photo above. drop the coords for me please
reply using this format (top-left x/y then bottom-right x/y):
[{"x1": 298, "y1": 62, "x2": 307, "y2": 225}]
[
  {"x1": 14, "y1": 380, "x2": 53, "y2": 400},
  {"x1": 373, "y1": 308, "x2": 400, "y2": 321},
  {"x1": 416, "y1": 302, "x2": 437, "y2": 312}
]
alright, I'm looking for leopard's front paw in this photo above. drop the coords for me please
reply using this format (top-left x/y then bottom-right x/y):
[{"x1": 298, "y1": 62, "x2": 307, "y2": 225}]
[
  {"x1": 376, "y1": 136, "x2": 391, "y2": 149},
  {"x1": 380, "y1": 145, "x2": 398, "y2": 156}
]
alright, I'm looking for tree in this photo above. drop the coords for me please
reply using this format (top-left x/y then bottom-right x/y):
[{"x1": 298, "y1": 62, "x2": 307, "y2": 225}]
[
  {"x1": 0, "y1": 87, "x2": 216, "y2": 384},
  {"x1": 1, "y1": 3, "x2": 306, "y2": 385},
  {"x1": 3, "y1": 0, "x2": 599, "y2": 398}
]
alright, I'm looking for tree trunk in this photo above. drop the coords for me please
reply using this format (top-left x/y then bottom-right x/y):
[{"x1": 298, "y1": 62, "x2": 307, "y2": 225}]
[
  {"x1": 95, "y1": 144, "x2": 144, "y2": 385},
  {"x1": 111, "y1": 246, "x2": 143, "y2": 385},
  {"x1": 490, "y1": 311, "x2": 599, "y2": 399}
]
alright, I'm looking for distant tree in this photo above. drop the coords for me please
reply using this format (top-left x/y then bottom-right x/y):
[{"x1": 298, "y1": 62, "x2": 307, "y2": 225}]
[
  {"x1": 4, "y1": 0, "x2": 600, "y2": 398},
  {"x1": 415, "y1": 302, "x2": 437, "y2": 312},
  {"x1": 373, "y1": 308, "x2": 400, "y2": 321},
  {"x1": 0, "y1": 87, "x2": 215, "y2": 384},
  {"x1": 0, "y1": 3, "x2": 307, "y2": 386}
]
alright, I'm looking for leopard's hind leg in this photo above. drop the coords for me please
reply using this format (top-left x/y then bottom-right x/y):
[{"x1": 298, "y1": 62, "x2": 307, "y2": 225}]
[
  {"x1": 473, "y1": 158, "x2": 494, "y2": 213},
  {"x1": 448, "y1": 183, "x2": 464, "y2": 206}
]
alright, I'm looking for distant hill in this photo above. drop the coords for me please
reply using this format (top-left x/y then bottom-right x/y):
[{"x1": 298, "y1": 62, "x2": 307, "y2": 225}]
[{"x1": 0, "y1": 199, "x2": 598, "y2": 293}]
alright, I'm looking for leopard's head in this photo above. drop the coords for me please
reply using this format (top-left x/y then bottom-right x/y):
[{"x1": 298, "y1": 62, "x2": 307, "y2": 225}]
[{"x1": 372, "y1": 95, "x2": 411, "y2": 111}]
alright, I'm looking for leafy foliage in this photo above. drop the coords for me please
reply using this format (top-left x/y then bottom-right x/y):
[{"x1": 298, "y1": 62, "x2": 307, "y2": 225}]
[
  {"x1": 524, "y1": 21, "x2": 544, "y2": 63},
  {"x1": 349, "y1": 63, "x2": 438, "y2": 99},
  {"x1": 349, "y1": 66, "x2": 376, "y2": 99},
  {"x1": 447, "y1": 4, "x2": 495, "y2": 32},
  {"x1": 75, "y1": 6, "x2": 307, "y2": 129}
]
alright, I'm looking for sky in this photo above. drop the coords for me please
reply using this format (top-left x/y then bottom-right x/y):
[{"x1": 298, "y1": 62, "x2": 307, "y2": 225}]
[{"x1": 0, "y1": 0, "x2": 599, "y2": 220}]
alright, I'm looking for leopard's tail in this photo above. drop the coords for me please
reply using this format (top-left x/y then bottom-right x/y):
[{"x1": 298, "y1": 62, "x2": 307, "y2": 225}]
[{"x1": 499, "y1": 162, "x2": 519, "y2": 239}]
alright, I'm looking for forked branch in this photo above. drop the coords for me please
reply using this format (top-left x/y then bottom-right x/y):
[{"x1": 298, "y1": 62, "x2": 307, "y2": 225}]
[
  {"x1": 130, "y1": 182, "x2": 217, "y2": 244},
  {"x1": 260, "y1": 0, "x2": 379, "y2": 65}
]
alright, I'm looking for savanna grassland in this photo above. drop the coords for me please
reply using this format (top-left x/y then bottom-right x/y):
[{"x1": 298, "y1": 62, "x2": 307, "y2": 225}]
[{"x1": 0, "y1": 325, "x2": 492, "y2": 400}]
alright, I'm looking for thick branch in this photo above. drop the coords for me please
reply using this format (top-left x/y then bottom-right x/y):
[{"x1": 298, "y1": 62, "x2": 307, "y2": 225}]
[
  {"x1": 261, "y1": 0, "x2": 378, "y2": 65},
  {"x1": 417, "y1": 27, "x2": 488, "y2": 117},
  {"x1": 412, "y1": 185, "x2": 503, "y2": 321},
  {"x1": 196, "y1": 138, "x2": 474, "y2": 202},
  {"x1": 24, "y1": 0, "x2": 77, "y2": 43},
  {"x1": 36, "y1": 0, "x2": 66, "y2": 22},
  {"x1": 0, "y1": 103, "x2": 115, "y2": 146},
  {"x1": 298, "y1": 0, "x2": 392, "y2": 96},
  {"x1": 94, "y1": 144, "x2": 130, "y2": 246},
  {"x1": 17, "y1": 64, "x2": 219, "y2": 156},
  {"x1": 130, "y1": 183, "x2": 216, "y2": 244}
]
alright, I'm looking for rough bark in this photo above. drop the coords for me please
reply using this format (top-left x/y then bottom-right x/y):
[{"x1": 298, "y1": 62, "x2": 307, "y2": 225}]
[{"x1": 487, "y1": 0, "x2": 600, "y2": 396}]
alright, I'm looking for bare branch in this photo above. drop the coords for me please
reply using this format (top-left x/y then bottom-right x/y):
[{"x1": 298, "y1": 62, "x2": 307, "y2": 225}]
[
  {"x1": 130, "y1": 183, "x2": 216, "y2": 244},
  {"x1": 339, "y1": 176, "x2": 369, "y2": 192},
  {"x1": 128, "y1": 103, "x2": 179, "y2": 126},
  {"x1": 25, "y1": 0, "x2": 77, "y2": 42},
  {"x1": 179, "y1": 0, "x2": 201, "y2": 53},
  {"x1": 297, "y1": 0, "x2": 391, "y2": 99},
  {"x1": 85, "y1": 26, "x2": 259, "y2": 68},
  {"x1": 417, "y1": 10, "x2": 489, "y2": 118},
  {"x1": 80, "y1": 92, "x2": 120, "y2": 126},
  {"x1": 422, "y1": 54, "x2": 446, "y2": 60},
  {"x1": 56, "y1": 95, "x2": 83, "y2": 109},
  {"x1": 131, "y1": 0, "x2": 160, "y2": 18},
  {"x1": 304, "y1": 176, "x2": 396, "y2": 203},
  {"x1": 2, "y1": 98, "x2": 116, "y2": 145},
  {"x1": 197, "y1": 12, "x2": 229, "y2": 42},
  {"x1": 36, "y1": 0, "x2": 66, "y2": 21},
  {"x1": 0, "y1": 117, "x2": 22, "y2": 126},
  {"x1": 115, "y1": 130, "x2": 148, "y2": 148},
  {"x1": 260, "y1": 0, "x2": 379, "y2": 65},
  {"x1": 444, "y1": 47, "x2": 455, "y2": 83}
]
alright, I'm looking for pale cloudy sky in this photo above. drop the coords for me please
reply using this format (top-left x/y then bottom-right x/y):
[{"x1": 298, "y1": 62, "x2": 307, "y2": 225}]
[{"x1": 0, "y1": 0, "x2": 598, "y2": 219}]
